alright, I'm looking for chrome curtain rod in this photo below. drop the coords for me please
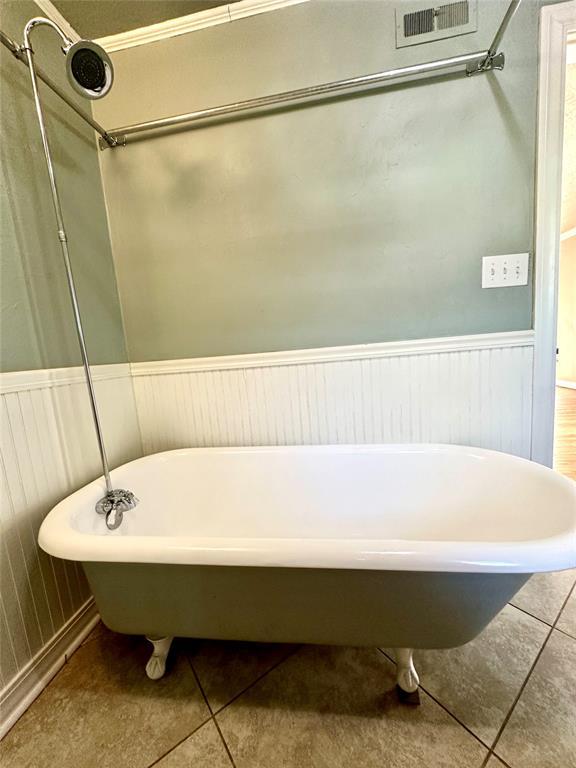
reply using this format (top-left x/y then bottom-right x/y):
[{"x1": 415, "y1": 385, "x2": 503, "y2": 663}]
[
  {"x1": 0, "y1": 29, "x2": 117, "y2": 147},
  {"x1": 103, "y1": 50, "x2": 495, "y2": 147},
  {"x1": 3, "y1": 0, "x2": 522, "y2": 150},
  {"x1": 102, "y1": 0, "x2": 522, "y2": 149}
]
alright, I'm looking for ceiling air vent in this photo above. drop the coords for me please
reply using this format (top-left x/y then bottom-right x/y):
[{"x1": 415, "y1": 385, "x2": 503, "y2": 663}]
[{"x1": 396, "y1": 0, "x2": 477, "y2": 48}]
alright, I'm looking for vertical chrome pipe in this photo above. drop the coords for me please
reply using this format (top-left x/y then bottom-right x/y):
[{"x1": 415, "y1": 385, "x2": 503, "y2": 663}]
[
  {"x1": 487, "y1": 0, "x2": 523, "y2": 59},
  {"x1": 22, "y1": 20, "x2": 113, "y2": 493}
]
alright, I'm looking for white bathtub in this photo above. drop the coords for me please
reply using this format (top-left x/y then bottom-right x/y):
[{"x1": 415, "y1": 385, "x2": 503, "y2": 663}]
[
  {"x1": 38, "y1": 444, "x2": 576, "y2": 690},
  {"x1": 40, "y1": 444, "x2": 576, "y2": 573}
]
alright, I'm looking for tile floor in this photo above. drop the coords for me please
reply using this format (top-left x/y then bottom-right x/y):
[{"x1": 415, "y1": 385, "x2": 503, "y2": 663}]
[{"x1": 1, "y1": 568, "x2": 575, "y2": 768}]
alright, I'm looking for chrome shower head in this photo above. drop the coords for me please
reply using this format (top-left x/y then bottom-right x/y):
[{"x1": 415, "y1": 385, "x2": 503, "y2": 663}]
[{"x1": 64, "y1": 39, "x2": 113, "y2": 100}]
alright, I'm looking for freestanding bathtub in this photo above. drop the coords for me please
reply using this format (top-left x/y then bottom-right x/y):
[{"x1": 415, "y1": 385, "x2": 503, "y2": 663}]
[{"x1": 39, "y1": 444, "x2": 576, "y2": 697}]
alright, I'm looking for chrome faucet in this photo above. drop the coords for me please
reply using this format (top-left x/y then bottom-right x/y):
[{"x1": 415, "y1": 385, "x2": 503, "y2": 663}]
[{"x1": 96, "y1": 489, "x2": 138, "y2": 530}]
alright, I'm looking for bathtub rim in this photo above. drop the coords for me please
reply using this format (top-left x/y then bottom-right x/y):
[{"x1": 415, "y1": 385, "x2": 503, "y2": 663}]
[{"x1": 38, "y1": 443, "x2": 576, "y2": 574}]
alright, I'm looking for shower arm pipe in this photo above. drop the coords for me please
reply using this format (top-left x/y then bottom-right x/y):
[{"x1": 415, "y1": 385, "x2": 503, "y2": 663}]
[
  {"x1": 102, "y1": 0, "x2": 522, "y2": 149},
  {"x1": 22, "y1": 17, "x2": 113, "y2": 494},
  {"x1": 488, "y1": 0, "x2": 522, "y2": 59},
  {"x1": 0, "y1": 29, "x2": 117, "y2": 148}
]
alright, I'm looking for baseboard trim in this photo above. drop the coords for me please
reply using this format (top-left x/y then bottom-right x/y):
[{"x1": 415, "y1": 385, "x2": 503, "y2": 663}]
[
  {"x1": 130, "y1": 330, "x2": 535, "y2": 377},
  {"x1": 557, "y1": 380, "x2": 576, "y2": 390},
  {"x1": 0, "y1": 599, "x2": 99, "y2": 740}
]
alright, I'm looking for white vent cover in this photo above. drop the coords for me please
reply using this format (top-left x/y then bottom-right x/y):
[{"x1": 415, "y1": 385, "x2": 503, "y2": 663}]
[{"x1": 395, "y1": 0, "x2": 477, "y2": 48}]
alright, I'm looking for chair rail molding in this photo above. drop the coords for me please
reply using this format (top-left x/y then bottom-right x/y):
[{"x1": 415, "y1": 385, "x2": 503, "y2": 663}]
[
  {"x1": 0, "y1": 363, "x2": 131, "y2": 395},
  {"x1": 130, "y1": 330, "x2": 535, "y2": 376},
  {"x1": 129, "y1": 330, "x2": 535, "y2": 460}
]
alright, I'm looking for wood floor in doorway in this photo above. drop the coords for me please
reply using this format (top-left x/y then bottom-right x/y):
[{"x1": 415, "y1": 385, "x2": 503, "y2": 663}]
[{"x1": 554, "y1": 385, "x2": 576, "y2": 481}]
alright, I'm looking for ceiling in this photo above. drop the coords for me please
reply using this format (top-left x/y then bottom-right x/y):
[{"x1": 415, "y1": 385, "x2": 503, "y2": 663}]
[{"x1": 52, "y1": 1, "x2": 240, "y2": 40}]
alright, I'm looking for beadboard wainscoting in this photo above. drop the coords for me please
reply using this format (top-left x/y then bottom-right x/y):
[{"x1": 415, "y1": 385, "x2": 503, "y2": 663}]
[
  {"x1": 0, "y1": 364, "x2": 142, "y2": 737},
  {"x1": 131, "y1": 331, "x2": 535, "y2": 458},
  {"x1": 0, "y1": 330, "x2": 536, "y2": 735}
]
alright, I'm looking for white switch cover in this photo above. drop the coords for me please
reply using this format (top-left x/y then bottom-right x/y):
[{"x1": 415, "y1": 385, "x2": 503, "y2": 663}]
[{"x1": 482, "y1": 253, "x2": 529, "y2": 288}]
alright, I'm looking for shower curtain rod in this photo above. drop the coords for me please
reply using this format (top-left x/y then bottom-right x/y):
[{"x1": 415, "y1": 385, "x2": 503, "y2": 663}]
[
  {"x1": 2, "y1": 0, "x2": 521, "y2": 150},
  {"x1": 0, "y1": 29, "x2": 117, "y2": 147},
  {"x1": 101, "y1": 0, "x2": 522, "y2": 149}
]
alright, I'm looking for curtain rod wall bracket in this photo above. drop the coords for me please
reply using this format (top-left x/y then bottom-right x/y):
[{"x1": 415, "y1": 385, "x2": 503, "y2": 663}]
[
  {"x1": 99, "y1": 134, "x2": 125, "y2": 150},
  {"x1": 466, "y1": 52, "x2": 505, "y2": 77}
]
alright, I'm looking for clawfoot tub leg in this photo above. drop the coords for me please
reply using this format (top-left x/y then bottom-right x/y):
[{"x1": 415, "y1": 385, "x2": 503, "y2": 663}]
[
  {"x1": 395, "y1": 648, "x2": 421, "y2": 705},
  {"x1": 145, "y1": 635, "x2": 174, "y2": 680}
]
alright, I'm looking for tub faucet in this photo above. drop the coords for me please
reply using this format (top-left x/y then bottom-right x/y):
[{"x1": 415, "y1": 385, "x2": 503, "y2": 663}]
[{"x1": 95, "y1": 489, "x2": 138, "y2": 530}]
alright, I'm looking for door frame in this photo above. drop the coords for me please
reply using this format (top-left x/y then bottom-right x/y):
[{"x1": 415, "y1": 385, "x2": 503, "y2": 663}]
[{"x1": 531, "y1": 1, "x2": 575, "y2": 466}]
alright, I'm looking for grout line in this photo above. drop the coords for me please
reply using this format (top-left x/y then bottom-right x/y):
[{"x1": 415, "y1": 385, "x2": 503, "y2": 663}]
[
  {"x1": 212, "y1": 645, "x2": 302, "y2": 717},
  {"x1": 212, "y1": 715, "x2": 237, "y2": 768},
  {"x1": 181, "y1": 644, "x2": 301, "y2": 767},
  {"x1": 418, "y1": 684, "x2": 493, "y2": 752},
  {"x1": 185, "y1": 655, "x2": 237, "y2": 766},
  {"x1": 145, "y1": 716, "x2": 212, "y2": 768},
  {"x1": 507, "y1": 575, "x2": 576, "y2": 628},
  {"x1": 214, "y1": 645, "x2": 302, "y2": 716},
  {"x1": 483, "y1": 753, "x2": 515, "y2": 768},
  {"x1": 376, "y1": 649, "x2": 493, "y2": 753},
  {"x1": 185, "y1": 652, "x2": 214, "y2": 715},
  {"x1": 507, "y1": 602, "x2": 554, "y2": 627},
  {"x1": 553, "y1": 625, "x2": 576, "y2": 642},
  {"x1": 217, "y1": 645, "x2": 302, "y2": 713},
  {"x1": 145, "y1": 651, "x2": 213, "y2": 768},
  {"x1": 482, "y1": 581, "x2": 576, "y2": 768}
]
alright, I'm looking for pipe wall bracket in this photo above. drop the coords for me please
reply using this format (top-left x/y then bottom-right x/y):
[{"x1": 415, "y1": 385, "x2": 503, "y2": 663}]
[
  {"x1": 466, "y1": 52, "x2": 505, "y2": 77},
  {"x1": 99, "y1": 134, "x2": 125, "y2": 150}
]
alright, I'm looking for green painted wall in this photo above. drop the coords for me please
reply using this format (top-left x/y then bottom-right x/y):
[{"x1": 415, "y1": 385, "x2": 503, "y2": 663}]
[
  {"x1": 95, "y1": 0, "x2": 540, "y2": 363},
  {"x1": 0, "y1": 0, "x2": 128, "y2": 371}
]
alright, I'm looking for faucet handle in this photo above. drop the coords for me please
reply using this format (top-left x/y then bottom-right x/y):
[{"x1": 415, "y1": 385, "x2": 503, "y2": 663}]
[{"x1": 95, "y1": 489, "x2": 138, "y2": 530}]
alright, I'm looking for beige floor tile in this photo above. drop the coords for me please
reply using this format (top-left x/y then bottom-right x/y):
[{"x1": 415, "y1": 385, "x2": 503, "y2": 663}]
[
  {"x1": 217, "y1": 645, "x2": 488, "y2": 768},
  {"x1": 510, "y1": 569, "x2": 576, "y2": 624},
  {"x1": 484, "y1": 756, "x2": 508, "y2": 767},
  {"x1": 0, "y1": 627, "x2": 210, "y2": 768},
  {"x1": 407, "y1": 605, "x2": 549, "y2": 745},
  {"x1": 185, "y1": 639, "x2": 296, "y2": 712},
  {"x1": 494, "y1": 630, "x2": 576, "y2": 768},
  {"x1": 556, "y1": 588, "x2": 576, "y2": 639},
  {"x1": 155, "y1": 720, "x2": 232, "y2": 767}
]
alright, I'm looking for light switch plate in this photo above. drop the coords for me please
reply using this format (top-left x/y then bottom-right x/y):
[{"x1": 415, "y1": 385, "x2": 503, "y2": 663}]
[{"x1": 482, "y1": 253, "x2": 529, "y2": 288}]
